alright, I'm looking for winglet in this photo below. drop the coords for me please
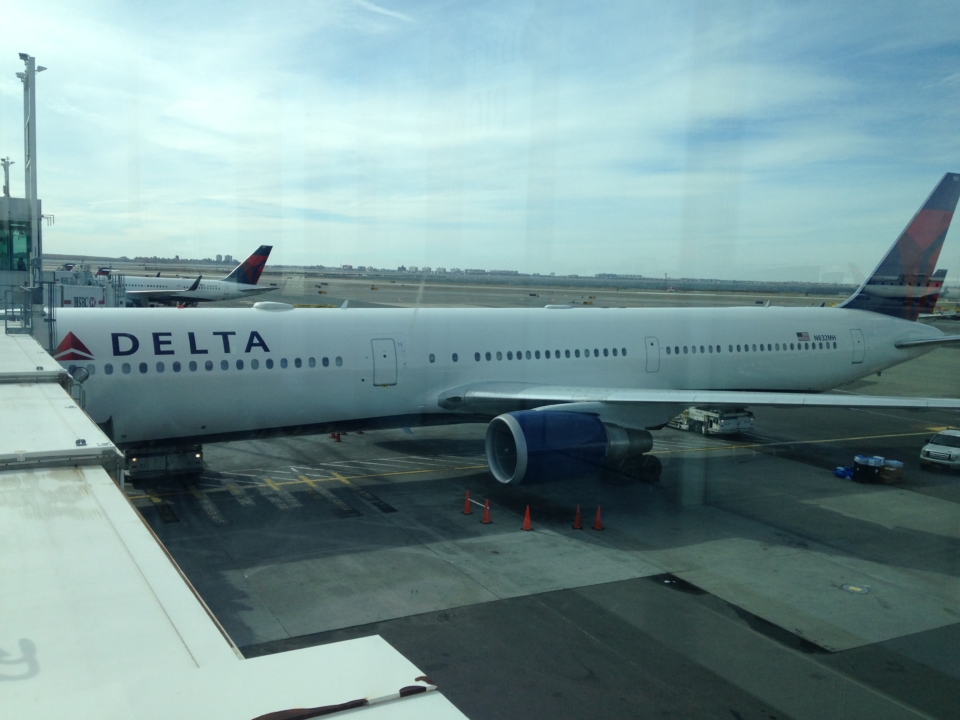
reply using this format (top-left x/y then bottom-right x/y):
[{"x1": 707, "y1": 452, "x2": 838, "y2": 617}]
[
  {"x1": 187, "y1": 275, "x2": 202, "y2": 291},
  {"x1": 841, "y1": 172, "x2": 960, "y2": 321}
]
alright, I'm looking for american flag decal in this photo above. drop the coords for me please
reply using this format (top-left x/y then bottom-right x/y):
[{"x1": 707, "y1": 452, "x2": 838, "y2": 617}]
[{"x1": 796, "y1": 332, "x2": 810, "y2": 341}]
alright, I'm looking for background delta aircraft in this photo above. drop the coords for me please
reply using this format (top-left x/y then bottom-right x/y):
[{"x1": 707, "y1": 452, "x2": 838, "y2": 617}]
[
  {"x1": 54, "y1": 174, "x2": 960, "y2": 484},
  {"x1": 121, "y1": 245, "x2": 275, "y2": 306}
]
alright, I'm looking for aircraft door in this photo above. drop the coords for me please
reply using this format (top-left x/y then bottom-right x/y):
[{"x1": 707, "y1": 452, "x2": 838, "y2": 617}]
[
  {"x1": 850, "y1": 329, "x2": 865, "y2": 364},
  {"x1": 371, "y1": 338, "x2": 398, "y2": 385},
  {"x1": 644, "y1": 336, "x2": 660, "y2": 373}
]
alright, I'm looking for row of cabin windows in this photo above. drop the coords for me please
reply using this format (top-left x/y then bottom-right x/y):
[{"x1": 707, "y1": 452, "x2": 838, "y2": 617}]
[
  {"x1": 427, "y1": 347, "x2": 628, "y2": 363},
  {"x1": 88, "y1": 356, "x2": 344, "y2": 376},
  {"x1": 664, "y1": 340, "x2": 838, "y2": 356}
]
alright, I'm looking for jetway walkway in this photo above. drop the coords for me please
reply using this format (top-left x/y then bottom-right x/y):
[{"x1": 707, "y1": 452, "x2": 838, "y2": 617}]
[{"x1": 0, "y1": 331, "x2": 466, "y2": 719}]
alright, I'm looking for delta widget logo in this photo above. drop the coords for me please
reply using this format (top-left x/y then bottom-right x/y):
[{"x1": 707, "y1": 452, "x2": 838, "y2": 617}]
[{"x1": 54, "y1": 332, "x2": 94, "y2": 361}]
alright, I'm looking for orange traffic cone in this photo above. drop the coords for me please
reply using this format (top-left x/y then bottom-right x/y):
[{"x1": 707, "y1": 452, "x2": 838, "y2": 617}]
[
  {"x1": 572, "y1": 504, "x2": 582, "y2": 530},
  {"x1": 522, "y1": 505, "x2": 532, "y2": 531},
  {"x1": 462, "y1": 490, "x2": 473, "y2": 515},
  {"x1": 593, "y1": 506, "x2": 603, "y2": 531},
  {"x1": 481, "y1": 499, "x2": 492, "y2": 524}
]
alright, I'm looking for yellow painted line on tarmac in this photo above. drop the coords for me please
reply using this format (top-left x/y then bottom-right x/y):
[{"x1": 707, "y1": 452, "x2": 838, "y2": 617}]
[
  {"x1": 126, "y1": 463, "x2": 489, "y2": 500},
  {"x1": 656, "y1": 429, "x2": 939, "y2": 456}
]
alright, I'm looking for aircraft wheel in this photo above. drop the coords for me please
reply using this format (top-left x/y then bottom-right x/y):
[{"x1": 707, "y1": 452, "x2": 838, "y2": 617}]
[{"x1": 640, "y1": 455, "x2": 662, "y2": 483}]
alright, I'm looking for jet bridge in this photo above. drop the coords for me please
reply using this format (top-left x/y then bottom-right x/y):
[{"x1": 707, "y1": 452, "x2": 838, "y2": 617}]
[{"x1": 0, "y1": 330, "x2": 467, "y2": 719}]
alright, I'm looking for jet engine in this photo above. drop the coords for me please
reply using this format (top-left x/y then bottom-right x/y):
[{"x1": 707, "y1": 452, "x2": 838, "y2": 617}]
[{"x1": 484, "y1": 410, "x2": 658, "y2": 484}]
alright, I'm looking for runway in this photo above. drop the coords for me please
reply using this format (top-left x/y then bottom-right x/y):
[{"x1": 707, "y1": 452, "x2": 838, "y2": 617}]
[{"x1": 125, "y1": 340, "x2": 960, "y2": 720}]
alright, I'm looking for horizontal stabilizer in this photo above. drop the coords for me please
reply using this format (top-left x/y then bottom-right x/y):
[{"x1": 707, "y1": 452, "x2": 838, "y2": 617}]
[{"x1": 894, "y1": 335, "x2": 960, "y2": 349}]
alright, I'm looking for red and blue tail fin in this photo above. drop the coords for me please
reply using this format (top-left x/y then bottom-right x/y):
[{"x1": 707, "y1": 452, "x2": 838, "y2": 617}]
[
  {"x1": 841, "y1": 172, "x2": 960, "y2": 321},
  {"x1": 223, "y1": 245, "x2": 272, "y2": 285}
]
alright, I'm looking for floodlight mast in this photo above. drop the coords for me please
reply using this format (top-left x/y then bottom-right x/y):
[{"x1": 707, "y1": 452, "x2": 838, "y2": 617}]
[
  {"x1": 18, "y1": 53, "x2": 43, "y2": 287},
  {"x1": 1, "y1": 157, "x2": 13, "y2": 197}
]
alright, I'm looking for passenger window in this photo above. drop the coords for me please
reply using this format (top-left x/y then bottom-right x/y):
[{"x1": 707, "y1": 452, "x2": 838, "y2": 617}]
[
  {"x1": 322, "y1": 357, "x2": 329, "y2": 367},
  {"x1": 189, "y1": 361, "x2": 197, "y2": 371},
  {"x1": 790, "y1": 343, "x2": 794, "y2": 350},
  {"x1": 475, "y1": 352, "x2": 481, "y2": 361},
  {"x1": 105, "y1": 363, "x2": 114, "y2": 375},
  {"x1": 666, "y1": 347, "x2": 672, "y2": 355},
  {"x1": 526, "y1": 351, "x2": 532, "y2": 359},
  {"x1": 429, "y1": 354, "x2": 436, "y2": 363},
  {"x1": 805, "y1": 342, "x2": 809, "y2": 350},
  {"x1": 728, "y1": 345, "x2": 733, "y2": 352},
  {"x1": 675, "y1": 346, "x2": 679, "y2": 354},
  {"x1": 612, "y1": 348, "x2": 617, "y2": 356},
  {"x1": 517, "y1": 350, "x2": 523, "y2": 359},
  {"x1": 622, "y1": 348, "x2": 627, "y2": 356},
  {"x1": 496, "y1": 351, "x2": 502, "y2": 360},
  {"x1": 122, "y1": 363, "x2": 131, "y2": 374},
  {"x1": 266, "y1": 359, "x2": 274, "y2": 369},
  {"x1": 252, "y1": 359, "x2": 260, "y2": 369},
  {"x1": 818, "y1": 342, "x2": 823, "y2": 349},
  {"x1": 545, "y1": 350, "x2": 551, "y2": 359},
  {"x1": 507, "y1": 351, "x2": 513, "y2": 360},
  {"x1": 593, "y1": 349, "x2": 599, "y2": 357},
  {"x1": 603, "y1": 348, "x2": 609, "y2": 357},
  {"x1": 309, "y1": 357, "x2": 316, "y2": 367},
  {"x1": 280, "y1": 358, "x2": 288, "y2": 368},
  {"x1": 683, "y1": 346, "x2": 688, "y2": 354},
  {"x1": 699, "y1": 346, "x2": 704, "y2": 353},
  {"x1": 156, "y1": 362, "x2": 164, "y2": 373},
  {"x1": 452, "y1": 353, "x2": 458, "y2": 362},
  {"x1": 752, "y1": 344, "x2": 756, "y2": 351},
  {"x1": 691, "y1": 346, "x2": 696, "y2": 354},
  {"x1": 708, "y1": 346, "x2": 713, "y2": 353},
  {"x1": 555, "y1": 349, "x2": 560, "y2": 358},
  {"x1": 237, "y1": 359, "x2": 244, "y2": 370},
  {"x1": 833, "y1": 341, "x2": 837, "y2": 349},
  {"x1": 775, "y1": 343, "x2": 779, "y2": 350},
  {"x1": 535, "y1": 350, "x2": 541, "y2": 359},
  {"x1": 575, "y1": 349, "x2": 581, "y2": 357},
  {"x1": 760, "y1": 344, "x2": 764, "y2": 352},
  {"x1": 565, "y1": 350, "x2": 570, "y2": 358},
  {"x1": 205, "y1": 360, "x2": 213, "y2": 371},
  {"x1": 295, "y1": 358, "x2": 302, "y2": 368},
  {"x1": 86, "y1": 364, "x2": 96, "y2": 375},
  {"x1": 737, "y1": 345, "x2": 741, "y2": 352},
  {"x1": 768, "y1": 344, "x2": 772, "y2": 351},
  {"x1": 336, "y1": 357, "x2": 342, "y2": 366},
  {"x1": 221, "y1": 360, "x2": 229, "y2": 370},
  {"x1": 173, "y1": 361, "x2": 181, "y2": 372},
  {"x1": 139, "y1": 362, "x2": 148, "y2": 374}
]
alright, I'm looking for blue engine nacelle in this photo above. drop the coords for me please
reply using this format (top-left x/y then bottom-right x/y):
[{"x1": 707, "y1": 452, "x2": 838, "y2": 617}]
[{"x1": 484, "y1": 410, "x2": 654, "y2": 484}]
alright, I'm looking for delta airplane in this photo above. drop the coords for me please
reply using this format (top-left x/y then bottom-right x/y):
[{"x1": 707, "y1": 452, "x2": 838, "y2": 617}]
[
  {"x1": 121, "y1": 245, "x2": 275, "y2": 306},
  {"x1": 54, "y1": 174, "x2": 960, "y2": 484}
]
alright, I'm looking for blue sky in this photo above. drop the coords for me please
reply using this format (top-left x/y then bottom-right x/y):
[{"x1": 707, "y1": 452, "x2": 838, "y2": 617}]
[{"x1": 2, "y1": 0, "x2": 959, "y2": 280}]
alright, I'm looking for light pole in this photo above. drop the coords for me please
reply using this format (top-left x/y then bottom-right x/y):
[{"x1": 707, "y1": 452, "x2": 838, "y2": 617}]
[
  {"x1": 1, "y1": 157, "x2": 13, "y2": 197},
  {"x1": 17, "y1": 52, "x2": 46, "y2": 288}
]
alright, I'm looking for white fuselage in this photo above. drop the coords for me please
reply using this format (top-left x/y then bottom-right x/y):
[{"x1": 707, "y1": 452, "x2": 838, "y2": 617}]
[
  {"x1": 122, "y1": 275, "x2": 272, "y2": 303},
  {"x1": 55, "y1": 305, "x2": 940, "y2": 447}
]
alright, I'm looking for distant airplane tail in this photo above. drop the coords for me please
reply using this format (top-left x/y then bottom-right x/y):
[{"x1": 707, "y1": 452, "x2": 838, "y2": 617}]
[
  {"x1": 841, "y1": 172, "x2": 960, "y2": 321},
  {"x1": 918, "y1": 269, "x2": 948, "y2": 315},
  {"x1": 223, "y1": 245, "x2": 272, "y2": 285}
]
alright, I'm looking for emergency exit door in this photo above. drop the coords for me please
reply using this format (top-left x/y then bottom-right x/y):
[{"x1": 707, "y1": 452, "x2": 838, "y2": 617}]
[
  {"x1": 645, "y1": 336, "x2": 660, "y2": 372},
  {"x1": 371, "y1": 339, "x2": 397, "y2": 385},
  {"x1": 850, "y1": 329, "x2": 865, "y2": 364}
]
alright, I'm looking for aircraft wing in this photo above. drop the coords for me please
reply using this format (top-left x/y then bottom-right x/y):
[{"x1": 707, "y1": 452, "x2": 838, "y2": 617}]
[
  {"x1": 438, "y1": 382, "x2": 960, "y2": 412},
  {"x1": 125, "y1": 276, "x2": 204, "y2": 302}
]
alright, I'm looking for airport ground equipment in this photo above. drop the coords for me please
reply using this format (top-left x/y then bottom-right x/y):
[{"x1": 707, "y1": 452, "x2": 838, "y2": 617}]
[
  {"x1": 125, "y1": 444, "x2": 204, "y2": 479},
  {"x1": 668, "y1": 406, "x2": 755, "y2": 435}
]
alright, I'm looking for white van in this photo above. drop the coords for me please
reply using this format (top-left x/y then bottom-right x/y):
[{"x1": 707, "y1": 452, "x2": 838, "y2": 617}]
[{"x1": 920, "y1": 429, "x2": 960, "y2": 471}]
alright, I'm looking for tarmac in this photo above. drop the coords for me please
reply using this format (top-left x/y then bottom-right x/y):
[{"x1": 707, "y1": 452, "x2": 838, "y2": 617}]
[{"x1": 124, "y1": 280, "x2": 960, "y2": 720}]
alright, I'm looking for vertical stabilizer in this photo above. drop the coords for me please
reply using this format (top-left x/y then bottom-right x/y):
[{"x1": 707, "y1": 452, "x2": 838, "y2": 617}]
[
  {"x1": 223, "y1": 245, "x2": 272, "y2": 285},
  {"x1": 841, "y1": 172, "x2": 960, "y2": 321}
]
